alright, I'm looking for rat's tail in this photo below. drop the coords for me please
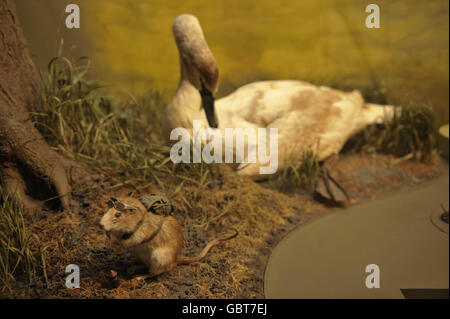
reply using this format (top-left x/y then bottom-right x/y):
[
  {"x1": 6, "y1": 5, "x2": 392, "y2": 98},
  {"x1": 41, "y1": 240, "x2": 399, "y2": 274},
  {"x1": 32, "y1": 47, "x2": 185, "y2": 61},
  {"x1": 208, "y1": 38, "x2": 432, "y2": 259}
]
[{"x1": 177, "y1": 229, "x2": 238, "y2": 265}]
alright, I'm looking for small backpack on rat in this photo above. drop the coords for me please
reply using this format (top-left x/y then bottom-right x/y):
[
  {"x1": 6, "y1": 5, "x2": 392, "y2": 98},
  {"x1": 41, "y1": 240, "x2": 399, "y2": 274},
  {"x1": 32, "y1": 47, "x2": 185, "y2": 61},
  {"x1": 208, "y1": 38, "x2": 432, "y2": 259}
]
[{"x1": 138, "y1": 194, "x2": 174, "y2": 216}]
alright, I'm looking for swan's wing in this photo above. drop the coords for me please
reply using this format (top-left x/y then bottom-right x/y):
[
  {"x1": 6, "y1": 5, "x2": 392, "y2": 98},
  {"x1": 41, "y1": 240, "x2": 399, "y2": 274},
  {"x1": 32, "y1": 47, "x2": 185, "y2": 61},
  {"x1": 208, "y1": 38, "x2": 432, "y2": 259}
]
[
  {"x1": 216, "y1": 80, "x2": 315, "y2": 127},
  {"x1": 216, "y1": 80, "x2": 364, "y2": 127},
  {"x1": 217, "y1": 80, "x2": 368, "y2": 156}
]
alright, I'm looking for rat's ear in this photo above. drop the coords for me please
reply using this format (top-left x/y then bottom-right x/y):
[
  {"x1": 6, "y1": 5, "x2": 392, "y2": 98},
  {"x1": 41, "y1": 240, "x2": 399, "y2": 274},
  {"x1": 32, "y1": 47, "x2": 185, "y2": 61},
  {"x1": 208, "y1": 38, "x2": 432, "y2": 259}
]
[{"x1": 127, "y1": 191, "x2": 133, "y2": 196}]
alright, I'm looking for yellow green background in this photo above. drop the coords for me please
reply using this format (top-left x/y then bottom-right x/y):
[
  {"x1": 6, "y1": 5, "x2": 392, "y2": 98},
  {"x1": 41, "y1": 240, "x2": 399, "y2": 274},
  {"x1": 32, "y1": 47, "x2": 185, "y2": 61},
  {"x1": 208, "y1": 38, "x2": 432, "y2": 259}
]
[{"x1": 16, "y1": 0, "x2": 449, "y2": 125}]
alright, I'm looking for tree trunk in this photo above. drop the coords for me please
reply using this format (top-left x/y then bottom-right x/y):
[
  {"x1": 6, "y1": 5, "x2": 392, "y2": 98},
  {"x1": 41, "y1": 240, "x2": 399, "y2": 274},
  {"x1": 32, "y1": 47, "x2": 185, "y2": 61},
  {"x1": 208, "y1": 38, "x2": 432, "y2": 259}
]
[{"x1": 0, "y1": 0, "x2": 86, "y2": 213}]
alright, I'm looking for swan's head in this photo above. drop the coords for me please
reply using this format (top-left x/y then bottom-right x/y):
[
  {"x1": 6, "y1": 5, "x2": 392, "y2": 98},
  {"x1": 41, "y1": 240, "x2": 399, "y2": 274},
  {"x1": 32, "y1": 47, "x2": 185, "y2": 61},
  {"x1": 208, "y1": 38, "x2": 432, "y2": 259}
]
[{"x1": 173, "y1": 14, "x2": 219, "y2": 128}]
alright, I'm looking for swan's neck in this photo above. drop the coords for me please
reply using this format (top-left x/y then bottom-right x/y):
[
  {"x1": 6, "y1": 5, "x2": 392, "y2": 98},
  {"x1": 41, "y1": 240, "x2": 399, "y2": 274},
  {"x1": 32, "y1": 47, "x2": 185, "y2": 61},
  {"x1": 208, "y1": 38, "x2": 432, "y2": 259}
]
[{"x1": 166, "y1": 61, "x2": 204, "y2": 130}]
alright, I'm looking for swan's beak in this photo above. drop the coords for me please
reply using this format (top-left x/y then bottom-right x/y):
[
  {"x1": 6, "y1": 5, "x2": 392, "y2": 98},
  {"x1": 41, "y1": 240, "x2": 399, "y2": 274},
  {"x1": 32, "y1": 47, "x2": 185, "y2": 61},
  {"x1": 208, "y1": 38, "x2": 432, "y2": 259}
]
[{"x1": 200, "y1": 81, "x2": 218, "y2": 128}]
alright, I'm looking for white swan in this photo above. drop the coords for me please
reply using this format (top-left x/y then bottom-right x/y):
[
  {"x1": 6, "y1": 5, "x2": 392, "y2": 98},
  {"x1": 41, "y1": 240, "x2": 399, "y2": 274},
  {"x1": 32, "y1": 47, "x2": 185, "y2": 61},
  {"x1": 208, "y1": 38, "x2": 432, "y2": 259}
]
[{"x1": 165, "y1": 14, "x2": 396, "y2": 178}]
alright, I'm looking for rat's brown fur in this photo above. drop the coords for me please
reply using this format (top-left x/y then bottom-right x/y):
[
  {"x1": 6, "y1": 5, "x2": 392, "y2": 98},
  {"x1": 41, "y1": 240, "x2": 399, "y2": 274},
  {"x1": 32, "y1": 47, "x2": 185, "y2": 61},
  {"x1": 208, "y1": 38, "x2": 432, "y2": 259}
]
[{"x1": 100, "y1": 197, "x2": 236, "y2": 278}]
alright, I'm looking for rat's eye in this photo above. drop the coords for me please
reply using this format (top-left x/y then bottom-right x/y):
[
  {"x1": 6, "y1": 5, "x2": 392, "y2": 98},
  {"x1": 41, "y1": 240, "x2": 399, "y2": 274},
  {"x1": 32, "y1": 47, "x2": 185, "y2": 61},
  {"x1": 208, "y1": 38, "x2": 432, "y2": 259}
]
[{"x1": 115, "y1": 212, "x2": 121, "y2": 218}]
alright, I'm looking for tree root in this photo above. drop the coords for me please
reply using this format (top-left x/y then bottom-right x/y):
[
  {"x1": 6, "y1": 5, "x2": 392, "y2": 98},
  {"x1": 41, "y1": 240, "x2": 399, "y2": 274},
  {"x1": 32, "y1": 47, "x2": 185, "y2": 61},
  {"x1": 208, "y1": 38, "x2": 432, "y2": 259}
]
[
  {"x1": 1, "y1": 161, "x2": 43, "y2": 214},
  {"x1": 0, "y1": 119, "x2": 97, "y2": 215}
]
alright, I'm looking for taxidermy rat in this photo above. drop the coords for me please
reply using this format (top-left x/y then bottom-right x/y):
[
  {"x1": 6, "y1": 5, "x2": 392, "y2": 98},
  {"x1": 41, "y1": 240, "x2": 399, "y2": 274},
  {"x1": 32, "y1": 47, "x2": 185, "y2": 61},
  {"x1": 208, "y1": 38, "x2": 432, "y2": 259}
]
[{"x1": 99, "y1": 196, "x2": 237, "y2": 279}]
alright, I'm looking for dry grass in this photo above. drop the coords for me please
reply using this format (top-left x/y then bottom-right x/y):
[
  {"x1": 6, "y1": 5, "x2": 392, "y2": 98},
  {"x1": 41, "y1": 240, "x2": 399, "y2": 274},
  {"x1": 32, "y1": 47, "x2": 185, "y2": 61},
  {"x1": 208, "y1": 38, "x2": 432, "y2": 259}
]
[
  {"x1": 276, "y1": 148, "x2": 321, "y2": 194},
  {"x1": 0, "y1": 186, "x2": 37, "y2": 296},
  {"x1": 343, "y1": 103, "x2": 436, "y2": 162}
]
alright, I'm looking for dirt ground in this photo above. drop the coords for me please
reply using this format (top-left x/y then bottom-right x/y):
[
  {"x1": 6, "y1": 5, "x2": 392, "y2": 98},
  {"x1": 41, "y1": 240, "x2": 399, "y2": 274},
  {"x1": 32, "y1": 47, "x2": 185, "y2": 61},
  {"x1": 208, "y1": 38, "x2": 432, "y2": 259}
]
[{"x1": 3, "y1": 154, "x2": 447, "y2": 298}]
